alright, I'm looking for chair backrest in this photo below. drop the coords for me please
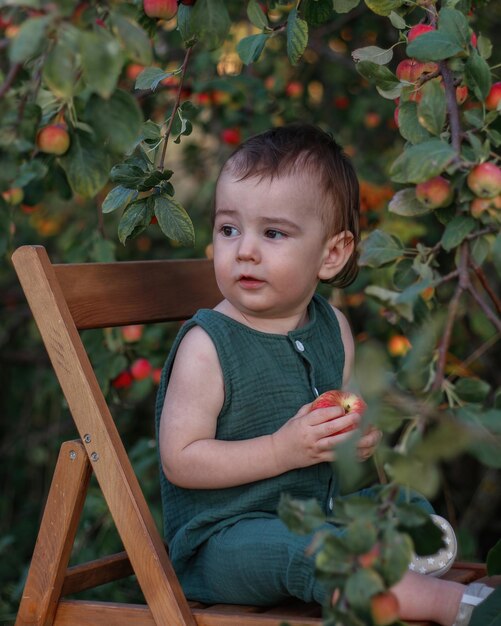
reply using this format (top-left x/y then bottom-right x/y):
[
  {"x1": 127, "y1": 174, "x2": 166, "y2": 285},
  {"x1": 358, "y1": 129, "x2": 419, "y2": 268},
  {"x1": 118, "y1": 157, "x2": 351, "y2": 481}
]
[{"x1": 11, "y1": 245, "x2": 221, "y2": 626}]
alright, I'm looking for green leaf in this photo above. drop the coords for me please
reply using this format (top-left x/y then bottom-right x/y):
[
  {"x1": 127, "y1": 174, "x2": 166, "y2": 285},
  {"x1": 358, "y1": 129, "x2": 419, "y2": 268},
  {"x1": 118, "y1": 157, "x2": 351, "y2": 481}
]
[
  {"x1": 80, "y1": 30, "x2": 123, "y2": 99},
  {"x1": 333, "y1": 0, "x2": 360, "y2": 13},
  {"x1": 477, "y1": 34, "x2": 493, "y2": 60},
  {"x1": 417, "y1": 80, "x2": 446, "y2": 136},
  {"x1": 154, "y1": 194, "x2": 195, "y2": 246},
  {"x1": 390, "y1": 139, "x2": 456, "y2": 184},
  {"x1": 398, "y1": 102, "x2": 432, "y2": 145},
  {"x1": 345, "y1": 568, "x2": 384, "y2": 611},
  {"x1": 190, "y1": 0, "x2": 231, "y2": 51},
  {"x1": 286, "y1": 8, "x2": 308, "y2": 65},
  {"x1": 396, "y1": 278, "x2": 433, "y2": 305},
  {"x1": 455, "y1": 377, "x2": 491, "y2": 403},
  {"x1": 135, "y1": 67, "x2": 172, "y2": 91},
  {"x1": 118, "y1": 199, "x2": 152, "y2": 245},
  {"x1": 9, "y1": 16, "x2": 51, "y2": 63},
  {"x1": 102, "y1": 185, "x2": 139, "y2": 213},
  {"x1": 59, "y1": 131, "x2": 110, "y2": 197},
  {"x1": 441, "y1": 215, "x2": 476, "y2": 251},
  {"x1": 487, "y1": 540, "x2": 501, "y2": 576},
  {"x1": 364, "y1": 0, "x2": 403, "y2": 16},
  {"x1": 42, "y1": 39, "x2": 79, "y2": 99},
  {"x1": 302, "y1": 0, "x2": 333, "y2": 25},
  {"x1": 438, "y1": 7, "x2": 470, "y2": 48},
  {"x1": 13, "y1": 160, "x2": 48, "y2": 188},
  {"x1": 237, "y1": 33, "x2": 269, "y2": 65},
  {"x1": 247, "y1": 0, "x2": 268, "y2": 29},
  {"x1": 352, "y1": 45, "x2": 393, "y2": 65},
  {"x1": 356, "y1": 61, "x2": 399, "y2": 91},
  {"x1": 365, "y1": 286, "x2": 414, "y2": 321},
  {"x1": 344, "y1": 519, "x2": 378, "y2": 554},
  {"x1": 177, "y1": 4, "x2": 197, "y2": 46},
  {"x1": 393, "y1": 258, "x2": 418, "y2": 290},
  {"x1": 406, "y1": 31, "x2": 463, "y2": 61},
  {"x1": 398, "y1": 512, "x2": 444, "y2": 556},
  {"x1": 278, "y1": 494, "x2": 326, "y2": 535},
  {"x1": 389, "y1": 188, "x2": 433, "y2": 217},
  {"x1": 465, "y1": 50, "x2": 492, "y2": 102},
  {"x1": 111, "y1": 12, "x2": 153, "y2": 66},
  {"x1": 110, "y1": 163, "x2": 149, "y2": 188},
  {"x1": 379, "y1": 530, "x2": 414, "y2": 586},
  {"x1": 359, "y1": 229, "x2": 404, "y2": 267},
  {"x1": 389, "y1": 10, "x2": 406, "y2": 29},
  {"x1": 469, "y1": 587, "x2": 501, "y2": 626},
  {"x1": 85, "y1": 90, "x2": 143, "y2": 154}
]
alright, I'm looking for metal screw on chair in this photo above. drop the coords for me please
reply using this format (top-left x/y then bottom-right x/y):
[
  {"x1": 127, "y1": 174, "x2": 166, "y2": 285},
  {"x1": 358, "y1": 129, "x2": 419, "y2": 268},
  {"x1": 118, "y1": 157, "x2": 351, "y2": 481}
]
[
  {"x1": 69, "y1": 450, "x2": 77, "y2": 461},
  {"x1": 84, "y1": 434, "x2": 91, "y2": 444},
  {"x1": 90, "y1": 452, "x2": 99, "y2": 462}
]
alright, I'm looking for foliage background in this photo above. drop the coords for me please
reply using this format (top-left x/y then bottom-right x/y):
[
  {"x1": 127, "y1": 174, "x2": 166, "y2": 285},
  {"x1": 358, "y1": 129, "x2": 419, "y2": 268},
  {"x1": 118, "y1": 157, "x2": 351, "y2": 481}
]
[{"x1": 1, "y1": 0, "x2": 500, "y2": 623}]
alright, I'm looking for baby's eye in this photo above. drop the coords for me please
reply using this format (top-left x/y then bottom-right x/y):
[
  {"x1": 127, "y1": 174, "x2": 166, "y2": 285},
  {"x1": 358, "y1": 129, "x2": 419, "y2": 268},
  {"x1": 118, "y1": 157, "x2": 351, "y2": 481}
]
[
  {"x1": 265, "y1": 229, "x2": 286, "y2": 239},
  {"x1": 221, "y1": 225, "x2": 239, "y2": 237}
]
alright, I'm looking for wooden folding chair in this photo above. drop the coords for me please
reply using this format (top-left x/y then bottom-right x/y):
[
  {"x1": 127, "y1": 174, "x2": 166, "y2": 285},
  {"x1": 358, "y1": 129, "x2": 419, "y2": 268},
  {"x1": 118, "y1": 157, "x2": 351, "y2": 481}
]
[{"x1": 12, "y1": 244, "x2": 487, "y2": 626}]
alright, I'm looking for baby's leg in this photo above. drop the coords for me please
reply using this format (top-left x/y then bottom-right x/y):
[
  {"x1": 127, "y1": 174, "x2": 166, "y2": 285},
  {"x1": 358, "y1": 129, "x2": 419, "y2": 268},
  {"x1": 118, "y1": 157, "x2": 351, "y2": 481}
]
[
  {"x1": 392, "y1": 571, "x2": 464, "y2": 625},
  {"x1": 178, "y1": 516, "x2": 328, "y2": 606}
]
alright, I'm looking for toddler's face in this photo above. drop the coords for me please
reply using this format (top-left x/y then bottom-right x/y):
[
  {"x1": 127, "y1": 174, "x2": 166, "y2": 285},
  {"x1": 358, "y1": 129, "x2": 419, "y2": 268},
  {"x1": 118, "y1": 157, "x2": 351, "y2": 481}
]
[{"x1": 212, "y1": 171, "x2": 331, "y2": 325}]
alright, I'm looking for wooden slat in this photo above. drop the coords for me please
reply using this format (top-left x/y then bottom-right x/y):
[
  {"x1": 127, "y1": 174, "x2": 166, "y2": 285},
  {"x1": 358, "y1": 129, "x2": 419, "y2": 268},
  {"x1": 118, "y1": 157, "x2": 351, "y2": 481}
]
[
  {"x1": 61, "y1": 551, "x2": 133, "y2": 596},
  {"x1": 16, "y1": 441, "x2": 92, "y2": 626},
  {"x1": 53, "y1": 601, "x2": 323, "y2": 626},
  {"x1": 54, "y1": 257, "x2": 221, "y2": 329},
  {"x1": 12, "y1": 245, "x2": 196, "y2": 626}
]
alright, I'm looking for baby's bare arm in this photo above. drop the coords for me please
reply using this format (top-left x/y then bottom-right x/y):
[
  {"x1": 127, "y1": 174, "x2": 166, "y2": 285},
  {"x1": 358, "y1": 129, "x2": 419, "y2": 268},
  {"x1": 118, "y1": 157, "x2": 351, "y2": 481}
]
[{"x1": 159, "y1": 326, "x2": 360, "y2": 489}]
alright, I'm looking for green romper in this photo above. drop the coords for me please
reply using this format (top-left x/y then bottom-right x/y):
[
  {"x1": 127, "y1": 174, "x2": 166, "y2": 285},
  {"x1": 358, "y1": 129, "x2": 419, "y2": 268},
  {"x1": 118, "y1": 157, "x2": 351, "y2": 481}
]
[{"x1": 155, "y1": 294, "x2": 431, "y2": 606}]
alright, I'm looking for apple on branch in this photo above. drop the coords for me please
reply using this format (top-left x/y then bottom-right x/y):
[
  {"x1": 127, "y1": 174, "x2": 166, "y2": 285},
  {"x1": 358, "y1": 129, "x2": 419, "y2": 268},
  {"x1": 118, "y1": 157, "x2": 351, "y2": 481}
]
[
  {"x1": 36, "y1": 124, "x2": 70, "y2": 156},
  {"x1": 371, "y1": 591, "x2": 400, "y2": 626},
  {"x1": 467, "y1": 162, "x2": 501, "y2": 199},
  {"x1": 415, "y1": 176, "x2": 453, "y2": 209},
  {"x1": 486, "y1": 82, "x2": 501, "y2": 111},
  {"x1": 143, "y1": 0, "x2": 177, "y2": 20},
  {"x1": 310, "y1": 390, "x2": 366, "y2": 434}
]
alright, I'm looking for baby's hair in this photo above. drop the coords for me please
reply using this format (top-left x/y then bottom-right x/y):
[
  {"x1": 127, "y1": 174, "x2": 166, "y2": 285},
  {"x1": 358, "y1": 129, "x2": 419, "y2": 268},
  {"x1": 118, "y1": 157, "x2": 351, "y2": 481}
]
[{"x1": 216, "y1": 123, "x2": 360, "y2": 288}]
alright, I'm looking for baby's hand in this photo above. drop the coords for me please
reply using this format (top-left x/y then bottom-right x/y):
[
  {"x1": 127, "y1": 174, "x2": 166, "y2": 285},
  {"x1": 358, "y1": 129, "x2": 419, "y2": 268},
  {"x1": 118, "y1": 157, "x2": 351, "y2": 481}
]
[
  {"x1": 356, "y1": 425, "x2": 383, "y2": 461},
  {"x1": 271, "y1": 401, "x2": 362, "y2": 472}
]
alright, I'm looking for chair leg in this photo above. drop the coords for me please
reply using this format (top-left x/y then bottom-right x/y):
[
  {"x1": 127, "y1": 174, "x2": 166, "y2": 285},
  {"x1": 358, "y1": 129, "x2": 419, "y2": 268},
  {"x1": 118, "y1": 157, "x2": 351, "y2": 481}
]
[{"x1": 16, "y1": 440, "x2": 92, "y2": 626}]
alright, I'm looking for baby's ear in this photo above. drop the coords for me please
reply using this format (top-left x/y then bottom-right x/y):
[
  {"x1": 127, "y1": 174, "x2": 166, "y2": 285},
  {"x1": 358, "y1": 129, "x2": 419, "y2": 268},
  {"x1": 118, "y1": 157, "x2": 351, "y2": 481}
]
[{"x1": 318, "y1": 231, "x2": 355, "y2": 281}]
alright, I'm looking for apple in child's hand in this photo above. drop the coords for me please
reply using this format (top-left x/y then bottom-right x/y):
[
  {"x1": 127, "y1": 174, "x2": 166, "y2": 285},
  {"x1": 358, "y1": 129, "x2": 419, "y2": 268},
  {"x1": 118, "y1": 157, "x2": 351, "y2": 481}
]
[{"x1": 311, "y1": 390, "x2": 366, "y2": 434}]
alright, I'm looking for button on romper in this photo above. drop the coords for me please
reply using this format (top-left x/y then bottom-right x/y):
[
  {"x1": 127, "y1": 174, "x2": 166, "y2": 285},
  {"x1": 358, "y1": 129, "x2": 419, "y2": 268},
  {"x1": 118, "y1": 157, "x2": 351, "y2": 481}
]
[{"x1": 155, "y1": 294, "x2": 432, "y2": 606}]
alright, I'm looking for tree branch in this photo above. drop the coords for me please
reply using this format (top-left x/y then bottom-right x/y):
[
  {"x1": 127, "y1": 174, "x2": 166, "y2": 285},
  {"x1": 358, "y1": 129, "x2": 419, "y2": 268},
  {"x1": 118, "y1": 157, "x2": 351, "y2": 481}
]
[
  {"x1": 469, "y1": 260, "x2": 501, "y2": 316},
  {"x1": 158, "y1": 45, "x2": 193, "y2": 172},
  {"x1": 0, "y1": 62, "x2": 21, "y2": 99}
]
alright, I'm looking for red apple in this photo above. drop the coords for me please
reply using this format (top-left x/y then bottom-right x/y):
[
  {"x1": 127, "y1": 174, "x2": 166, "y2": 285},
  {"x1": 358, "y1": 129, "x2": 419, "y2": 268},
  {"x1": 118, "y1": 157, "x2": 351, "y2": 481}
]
[
  {"x1": 467, "y1": 162, "x2": 501, "y2": 198},
  {"x1": 486, "y1": 82, "x2": 501, "y2": 111},
  {"x1": 415, "y1": 176, "x2": 453, "y2": 209},
  {"x1": 112, "y1": 370, "x2": 133, "y2": 389},
  {"x1": 396, "y1": 59, "x2": 437, "y2": 83},
  {"x1": 408, "y1": 23, "x2": 434, "y2": 42},
  {"x1": 130, "y1": 357, "x2": 153, "y2": 380},
  {"x1": 143, "y1": 0, "x2": 177, "y2": 19},
  {"x1": 470, "y1": 194, "x2": 501, "y2": 218},
  {"x1": 333, "y1": 95, "x2": 349, "y2": 109},
  {"x1": 36, "y1": 124, "x2": 70, "y2": 155},
  {"x1": 358, "y1": 543, "x2": 381, "y2": 568},
  {"x1": 371, "y1": 591, "x2": 400, "y2": 626},
  {"x1": 121, "y1": 325, "x2": 144, "y2": 342},
  {"x1": 285, "y1": 81, "x2": 303, "y2": 98},
  {"x1": 455, "y1": 85, "x2": 468, "y2": 105},
  {"x1": 387, "y1": 335, "x2": 411, "y2": 357},
  {"x1": 221, "y1": 128, "x2": 241, "y2": 145},
  {"x1": 364, "y1": 112, "x2": 381, "y2": 128},
  {"x1": 311, "y1": 390, "x2": 366, "y2": 434}
]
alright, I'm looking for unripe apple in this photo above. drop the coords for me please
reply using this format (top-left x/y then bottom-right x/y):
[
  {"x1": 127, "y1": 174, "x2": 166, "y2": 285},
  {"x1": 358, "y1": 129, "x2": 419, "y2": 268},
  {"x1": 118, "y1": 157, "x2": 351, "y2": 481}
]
[
  {"x1": 415, "y1": 176, "x2": 453, "y2": 209},
  {"x1": 485, "y1": 82, "x2": 501, "y2": 111},
  {"x1": 143, "y1": 0, "x2": 177, "y2": 19},
  {"x1": 36, "y1": 124, "x2": 70, "y2": 156},
  {"x1": 2, "y1": 187, "x2": 24, "y2": 205},
  {"x1": 131, "y1": 357, "x2": 153, "y2": 380},
  {"x1": 364, "y1": 112, "x2": 381, "y2": 128},
  {"x1": 455, "y1": 85, "x2": 468, "y2": 105},
  {"x1": 371, "y1": 591, "x2": 400, "y2": 626},
  {"x1": 467, "y1": 162, "x2": 501, "y2": 198},
  {"x1": 408, "y1": 23, "x2": 434, "y2": 42},
  {"x1": 311, "y1": 390, "x2": 366, "y2": 434}
]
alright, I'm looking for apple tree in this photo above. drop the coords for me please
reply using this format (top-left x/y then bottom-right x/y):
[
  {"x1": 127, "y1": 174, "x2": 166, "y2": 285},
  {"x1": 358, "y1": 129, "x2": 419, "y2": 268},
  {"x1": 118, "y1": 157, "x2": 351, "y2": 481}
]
[{"x1": 1, "y1": 0, "x2": 500, "y2": 623}]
